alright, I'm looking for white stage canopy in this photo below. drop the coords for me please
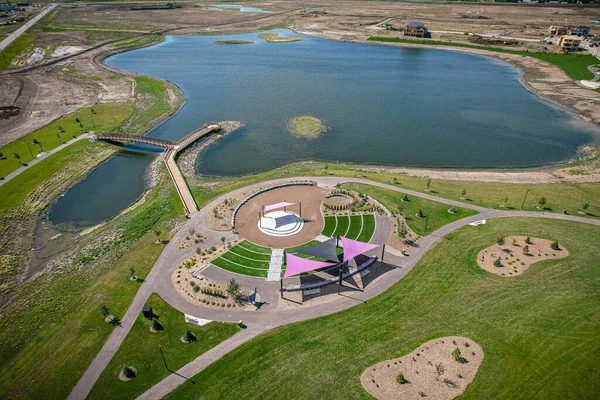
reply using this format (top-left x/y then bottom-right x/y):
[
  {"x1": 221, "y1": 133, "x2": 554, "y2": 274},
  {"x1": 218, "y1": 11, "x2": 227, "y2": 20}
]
[{"x1": 263, "y1": 201, "x2": 296, "y2": 212}]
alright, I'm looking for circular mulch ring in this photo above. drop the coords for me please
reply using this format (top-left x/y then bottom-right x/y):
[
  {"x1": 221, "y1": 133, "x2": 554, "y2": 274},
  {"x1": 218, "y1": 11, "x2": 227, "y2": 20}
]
[
  {"x1": 235, "y1": 185, "x2": 328, "y2": 248},
  {"x1": 119, "y1": 366, "x2": 137, "y2": 382}
]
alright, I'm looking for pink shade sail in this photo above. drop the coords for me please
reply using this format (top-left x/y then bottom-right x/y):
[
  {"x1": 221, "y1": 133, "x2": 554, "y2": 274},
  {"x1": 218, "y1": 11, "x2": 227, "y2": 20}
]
[
  {"x1": 341, "y1": 237, "x2": 379, "y2": 262},
  {"x1": 263, "y1": 201, "x2": 296, "y2": 212},
  {"x1": 283, "y1": 254, "x2": 336, "y2": 278}
]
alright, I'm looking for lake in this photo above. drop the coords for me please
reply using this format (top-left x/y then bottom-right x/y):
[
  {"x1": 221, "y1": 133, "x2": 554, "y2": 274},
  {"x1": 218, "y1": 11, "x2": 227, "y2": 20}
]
[{"x1": 48, "y1": 30, "x2": 600, "y2": 229}]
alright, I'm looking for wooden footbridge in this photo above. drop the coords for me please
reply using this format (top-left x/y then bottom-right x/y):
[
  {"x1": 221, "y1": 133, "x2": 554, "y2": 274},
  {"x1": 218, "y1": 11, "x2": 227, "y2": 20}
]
[
  {"x1": 95, "y1": 122, "x2": 221, "y2": 215},
  {"x1": 96, "y1": 134, "x2": 176, "y2": 149}
]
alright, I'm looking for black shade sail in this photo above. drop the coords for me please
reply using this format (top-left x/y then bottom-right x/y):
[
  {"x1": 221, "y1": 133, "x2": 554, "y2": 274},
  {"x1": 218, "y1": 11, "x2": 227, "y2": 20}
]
[{"x1": 291, "y1": 238, "x2": 339, "y2": 262}]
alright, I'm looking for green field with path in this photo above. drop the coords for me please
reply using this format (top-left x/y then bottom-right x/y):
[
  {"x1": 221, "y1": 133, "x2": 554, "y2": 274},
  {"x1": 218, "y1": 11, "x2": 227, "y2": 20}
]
[{"x1": 164, "y1": 217, "x2": 600, "y2": 399}]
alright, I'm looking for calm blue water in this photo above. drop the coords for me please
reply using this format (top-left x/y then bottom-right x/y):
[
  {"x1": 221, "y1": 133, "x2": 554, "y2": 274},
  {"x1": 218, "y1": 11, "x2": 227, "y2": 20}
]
[
  {"x1": 49, "y1": 30, "x2": 600, "y2": 228},
  {"x1": 212, "y1": 4, "x2": 269, "y2": 12}
]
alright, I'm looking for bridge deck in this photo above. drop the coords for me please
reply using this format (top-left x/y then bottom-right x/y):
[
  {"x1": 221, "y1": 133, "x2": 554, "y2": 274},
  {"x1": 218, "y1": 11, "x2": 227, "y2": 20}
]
[{"x1": 94, "y1": 123, "x2": 221, "y2": 215}]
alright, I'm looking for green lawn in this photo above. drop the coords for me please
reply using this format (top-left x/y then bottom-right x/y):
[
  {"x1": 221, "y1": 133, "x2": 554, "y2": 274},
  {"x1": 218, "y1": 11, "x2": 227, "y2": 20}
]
[
  {"x1": 322, "y1": 214, "x2": 376, "y2": 242},
  {"x1": 357, "y1": 214, "x2": 375, "y2": 242},
  {"x1": 321, "y1": 216, "x2": 337, "y2": 237},
  {"x1": 88, "y1": 293, "x2": 239, "y2": 400},
  {"x1": 345, "y1": 216, "x2": 363, "y2": 240},
  {"x1": 211, "y1": 241, "x2": 272, "y2": 278},
  {"x1": 368, "y1": 36, "x2": 598, "y2": 81},
  {"x1": 0, "y1": 32, "x2": 36, "y2": 70},
  {"x1": 164, "y1": 217, "x2": 600, "y2": 399},
  {"x1": 342, "y1": 183, "x2": 478, "y2": 236},
  {"x1": 0, "y1": 103, "x2": 133, "y2": 178},
  {"x1": 211, "y1": 258, "x2": 268, "y2": 277},
  {"x1": 332, "y1": 214, "x2": 350, "y2": 237}
]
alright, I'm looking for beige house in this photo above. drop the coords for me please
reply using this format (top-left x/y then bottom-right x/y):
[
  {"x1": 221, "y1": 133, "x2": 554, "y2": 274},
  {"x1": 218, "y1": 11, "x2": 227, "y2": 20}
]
[
  {"x1": 557, "y1": 35, "x2": 581, "y2": 52},
  {"x1": 548, "y1": 25, "x2": 569, "y2": 36}
]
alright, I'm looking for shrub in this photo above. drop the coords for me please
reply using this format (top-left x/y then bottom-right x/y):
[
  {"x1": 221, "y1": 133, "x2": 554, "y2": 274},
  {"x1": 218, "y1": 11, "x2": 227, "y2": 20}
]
[
  {"x1": 184, "y1": 330, "x2": 196, "y2": 342},
  {"x1": 397, "y1": 372, "x2": 408, "y2": 384},
  {"x1": 551, "y1": 240, "x2": 560, "y2": 251},
  {"x1": 193, "y1": 285, "x2": 200, "y2": 292},
  {"x1": 101, "y1": 305, "x2": 111, "y2": 318},
  {"x1": 122, "y1": 366, "x2": 136, "y2": 379},
  {"x1": 523, "y1": 245, "x2": 529, "y2": 255},
  {"x1": 493, "y1": 258, "x2": 503, "y2": 268},
  {"x1": 452, "y1": 348, "x2": 461, "y2": 362},
  {"x1": 526, "y1": 236, "x2": 532, "y2": 244}
]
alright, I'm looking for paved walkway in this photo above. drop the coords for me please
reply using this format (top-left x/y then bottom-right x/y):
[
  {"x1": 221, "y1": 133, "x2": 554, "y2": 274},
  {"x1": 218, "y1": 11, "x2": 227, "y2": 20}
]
[
  {"x1": 68, "y1": 176, "x2": 600, "y2": 400},
  {"x1": 0, "y1": 132, "x2": 94, "y2": 186},
  {"x1": 267, "y1": 249, "x2": 284, "y2": 281},
  {"x1": 0, "y1": 4, "x2": 57, "y2": 52}
]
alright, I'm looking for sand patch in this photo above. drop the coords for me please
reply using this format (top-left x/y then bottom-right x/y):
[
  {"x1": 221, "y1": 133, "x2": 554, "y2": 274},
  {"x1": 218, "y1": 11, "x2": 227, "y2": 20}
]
[
  {"x1": 361, "y1": 336, "x2": 483, "y2": 400},
  {"x1": 477, "y1": 236, "x2": 569, "y2": 277}
]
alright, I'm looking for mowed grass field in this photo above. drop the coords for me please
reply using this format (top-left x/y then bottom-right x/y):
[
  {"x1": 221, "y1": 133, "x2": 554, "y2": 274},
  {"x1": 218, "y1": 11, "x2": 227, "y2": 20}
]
[
  {"x1": 88, "y1": 293, "x2": 239, "y2": 400},
  {"x1": 164, "y1": 217, "x2": 600, "y2": 399},
  {"x1": 211, "y1": 241, "x2": 272, "y2": 278},
  {"x1": 321, "y1": 213, "x2": 376, "y2": 243},
  {"x1": 342, "y1": 183, "x2": 478, "y2": 236},
  {"x1": 0, "y1": 103, "x2": 132, "y2": 178}
]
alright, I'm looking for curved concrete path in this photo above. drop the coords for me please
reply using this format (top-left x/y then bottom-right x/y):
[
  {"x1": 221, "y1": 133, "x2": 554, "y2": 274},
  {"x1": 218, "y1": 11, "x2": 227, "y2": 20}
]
[
  {"x1": 0, "y1": 132, "x2": 94, "y2": 186},
  {"x1": 69, "y1": 177, "x2": 600, "y2": 400}
]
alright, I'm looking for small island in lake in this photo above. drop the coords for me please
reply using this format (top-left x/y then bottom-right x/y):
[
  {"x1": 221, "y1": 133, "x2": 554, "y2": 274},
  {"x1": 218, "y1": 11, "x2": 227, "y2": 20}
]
[{"x1": 287, "y1": 116, "x2": 326, "y2": 138}]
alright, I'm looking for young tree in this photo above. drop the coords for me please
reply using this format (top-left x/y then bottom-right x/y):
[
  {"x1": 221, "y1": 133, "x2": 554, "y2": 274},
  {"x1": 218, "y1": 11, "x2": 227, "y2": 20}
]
[
  {"x1": 221, "y1": 236, "x2": 226, "y2": 247},
  {"x1": 13, "y1": 152, "x2": 21, "y2": 165},
  {"x1": 32, "y1": 138, "x2": 42, "y2": 151},
  {"x1": 401, "y1": 194, "x2": 409, "y2": 202},
  {"x1": 227, "y1": 278, "x2": 242, "y2": 303},
  {"x1": 523, "y1": 245, "x2": 529, "y2": 255},
  {"x1": 426, "y1": 179, "x2": 431, "y2": 189},
  {"x1": 75, "y1": 117, "x2": 81, "y2": 123},
  {"x1": 497, "y1": 237, "x2": 505, "y2": 245},
  {"x1": 416, "y1": 209, "x2": 424, "y2": 218},
  {"x1": 129, "y1": 267, "x2": 136, "y2": 278},
  {"x1": 538, "y1": 197, "x2": 547, "y2": 208},
  {"x1": 551, "y1": 239, "x2": 560, "y2": 251},
  {"x1": 525, "y1": 236, "x2": 532, "y2": 244},
  {"x1": 91, "y1": 107, "x2": 96, "y2": 114},
  {"x1": 461, "y1": 188, "x2": 467, "y2": 198},
  {"x1": 0, "y1": 152, "x2": 4, "y2": 160},
  {"x1": 503, "y1": 195, "x2": 509, "y2": 204},
  {"x1": 582, "y1": 202, "x2": 590, "y2": 213},
  {"x1": 448, "y1": 206, "x2": 457, "y2": 214},
  {"x1": 493, "y1": 257, "x2": 503, "y2": 268},
  {"x1": 58, "y1": 125, "x2": 65, "y2": 133},
  {"x1": 101, "y1": 305, "x2": 111, "y2": 318}
]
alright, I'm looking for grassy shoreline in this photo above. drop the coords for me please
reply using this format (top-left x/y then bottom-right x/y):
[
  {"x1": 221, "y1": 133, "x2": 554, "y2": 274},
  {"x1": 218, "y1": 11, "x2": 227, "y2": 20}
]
[{"x1": 368, "y1": 36, "x2": 598, "y2": 81}]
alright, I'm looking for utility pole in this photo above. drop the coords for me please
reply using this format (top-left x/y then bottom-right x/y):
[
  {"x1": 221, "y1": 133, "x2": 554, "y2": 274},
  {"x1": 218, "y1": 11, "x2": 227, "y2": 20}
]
[{"x1": 159, "y1": 345, "x2": 168, "y2": 371}]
